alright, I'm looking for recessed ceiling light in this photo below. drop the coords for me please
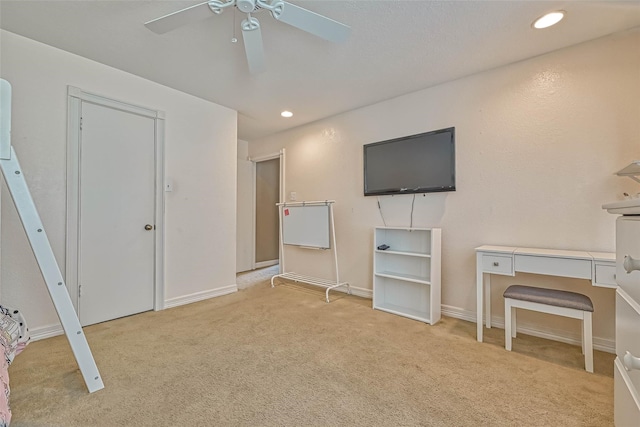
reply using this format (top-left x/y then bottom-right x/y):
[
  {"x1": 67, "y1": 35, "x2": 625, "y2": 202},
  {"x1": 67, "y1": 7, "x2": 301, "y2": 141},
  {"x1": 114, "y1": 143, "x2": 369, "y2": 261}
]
[
  {"x1": 533, "y1": 11, "x2": 565, "y2": 29},
  {"x1": 281, "y1": 111, "x2": 293, "y2": 118}
]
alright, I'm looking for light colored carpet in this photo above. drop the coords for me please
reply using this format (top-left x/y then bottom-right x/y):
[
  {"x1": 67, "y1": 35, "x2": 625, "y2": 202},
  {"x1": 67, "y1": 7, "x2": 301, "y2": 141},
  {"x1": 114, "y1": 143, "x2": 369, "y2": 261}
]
[
  {"x1": 236, "y1": 265, "x2": 279, "y2": 290},
  {"x1": 9, "y1": 278, "x2": 614, "y2": 426}
]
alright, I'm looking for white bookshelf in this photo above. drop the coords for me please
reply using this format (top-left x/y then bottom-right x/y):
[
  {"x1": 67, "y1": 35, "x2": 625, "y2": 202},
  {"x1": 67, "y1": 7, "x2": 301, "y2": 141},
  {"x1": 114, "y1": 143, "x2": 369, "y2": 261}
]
[{"x1": 373, "y1": 227, "x2": 441, "y2": 324}]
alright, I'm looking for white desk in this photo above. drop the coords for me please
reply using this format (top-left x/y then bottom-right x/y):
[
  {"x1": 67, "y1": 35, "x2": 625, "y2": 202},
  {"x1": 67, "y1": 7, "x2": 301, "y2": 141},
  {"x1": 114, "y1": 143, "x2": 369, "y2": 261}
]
[{"x1": 475, "y1": 245, "x2": 616, "y2": 342}]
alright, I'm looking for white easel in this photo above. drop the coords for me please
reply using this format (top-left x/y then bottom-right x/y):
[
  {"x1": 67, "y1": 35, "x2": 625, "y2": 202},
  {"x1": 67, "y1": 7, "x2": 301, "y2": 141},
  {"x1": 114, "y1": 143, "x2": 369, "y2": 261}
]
[
  {"x1": 270, "y1": 200, "x2": 350, "y2": 302},
  {"x1": 0, "y1": 79, "x2": 103, "y2": 393}
]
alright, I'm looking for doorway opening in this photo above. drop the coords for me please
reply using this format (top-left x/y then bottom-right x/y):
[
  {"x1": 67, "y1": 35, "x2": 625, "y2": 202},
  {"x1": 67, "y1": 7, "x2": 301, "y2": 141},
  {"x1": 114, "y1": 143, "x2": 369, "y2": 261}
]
[{"x1": 254, "y1": 156, "x2": 280, "y2": 269}]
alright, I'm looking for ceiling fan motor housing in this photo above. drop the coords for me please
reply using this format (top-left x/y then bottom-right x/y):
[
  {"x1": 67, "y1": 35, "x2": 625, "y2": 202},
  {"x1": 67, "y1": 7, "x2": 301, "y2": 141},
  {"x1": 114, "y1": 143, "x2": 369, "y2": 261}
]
[{"x1": 237, "y1": 0, "x2": 257, "y2": 13}]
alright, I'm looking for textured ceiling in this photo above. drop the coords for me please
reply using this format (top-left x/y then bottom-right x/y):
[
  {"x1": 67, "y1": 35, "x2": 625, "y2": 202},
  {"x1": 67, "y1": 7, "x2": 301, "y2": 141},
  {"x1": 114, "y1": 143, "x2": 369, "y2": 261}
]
[{"x1": 1, "y1": 1, "x2": 639, "y2": 141}]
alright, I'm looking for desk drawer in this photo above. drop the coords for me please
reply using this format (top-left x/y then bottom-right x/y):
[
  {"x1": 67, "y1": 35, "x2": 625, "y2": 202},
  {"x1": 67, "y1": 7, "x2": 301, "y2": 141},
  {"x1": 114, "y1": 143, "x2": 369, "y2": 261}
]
[
  {"x1": 616, "y1": 290, "x2": 640, "y2": 396},
  {"x1": 594, "y1": 263, "x2": 617, "y2": 288},
  {"x1": 481, "y1": 254, "x2": 513, "y2": 275},
  {"x1": 514, "y1": 255, "x2": 591, "y2": 280},
  {"x1": 617, "y1": 216, "x2": 640, "y2": 304},
  {"x1": 615, "y1": 357, "x2": 640, "y2": 427}
]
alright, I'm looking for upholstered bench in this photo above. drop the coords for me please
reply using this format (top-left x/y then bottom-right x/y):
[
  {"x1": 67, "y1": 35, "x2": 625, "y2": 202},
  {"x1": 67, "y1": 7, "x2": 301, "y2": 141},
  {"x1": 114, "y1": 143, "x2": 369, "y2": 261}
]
[{"x1": 503, "y1": 284, "x2": 594, "y2": 373}]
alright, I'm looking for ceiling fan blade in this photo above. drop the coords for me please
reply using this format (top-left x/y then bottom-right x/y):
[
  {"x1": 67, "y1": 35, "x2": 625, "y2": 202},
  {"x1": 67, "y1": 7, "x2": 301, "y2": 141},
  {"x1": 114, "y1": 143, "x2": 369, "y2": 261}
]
[
  {"x1": 275, "y1": 1, "x2": 351, "y2": 43},
  {"x1": 145, "y1": 1, "x2": 214, "y2": 34},
  {"x1": 242, "y1": 17, "x2": 266, "y2": 74}
]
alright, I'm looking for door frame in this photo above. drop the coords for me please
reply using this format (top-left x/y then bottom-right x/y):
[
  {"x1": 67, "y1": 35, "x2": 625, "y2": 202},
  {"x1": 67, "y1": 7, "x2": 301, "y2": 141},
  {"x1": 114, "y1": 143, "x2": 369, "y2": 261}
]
[
  {"x1": 249, "y1": 149, "x2": 285, "y2": 272},
  {"x1": 65, "y1": 86, "x2": 165, "y2": 314}
]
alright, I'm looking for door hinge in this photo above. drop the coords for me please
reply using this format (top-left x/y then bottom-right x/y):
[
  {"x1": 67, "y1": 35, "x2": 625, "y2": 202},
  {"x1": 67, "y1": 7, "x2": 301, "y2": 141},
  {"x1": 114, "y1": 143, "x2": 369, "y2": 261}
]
[
  {"x1": 80, "y1": 117, "x2": 83, "y2": 131},
  {"x1": 79, "y1": 284, "x2": 82, "y2": 297}
]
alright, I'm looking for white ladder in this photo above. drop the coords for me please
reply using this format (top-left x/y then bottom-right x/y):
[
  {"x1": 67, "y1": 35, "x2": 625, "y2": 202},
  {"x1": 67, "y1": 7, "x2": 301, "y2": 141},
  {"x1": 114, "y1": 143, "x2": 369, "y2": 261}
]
[{"x1": 0, "y1": 79, "x2": 103, "y2": 393}]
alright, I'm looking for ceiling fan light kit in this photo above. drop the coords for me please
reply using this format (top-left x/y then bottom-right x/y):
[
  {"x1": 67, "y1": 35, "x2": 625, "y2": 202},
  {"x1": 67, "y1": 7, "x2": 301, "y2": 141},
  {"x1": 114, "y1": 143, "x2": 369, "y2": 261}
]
[{"x1": 145, "y1": 0, "x2": 351, "y2": 74}]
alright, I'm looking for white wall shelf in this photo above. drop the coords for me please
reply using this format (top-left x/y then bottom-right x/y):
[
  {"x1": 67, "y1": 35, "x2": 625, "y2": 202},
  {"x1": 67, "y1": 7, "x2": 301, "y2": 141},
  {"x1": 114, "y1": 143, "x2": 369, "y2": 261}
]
[{"x1": 373, "y1": 227, "x2": 441, "y2": 324}]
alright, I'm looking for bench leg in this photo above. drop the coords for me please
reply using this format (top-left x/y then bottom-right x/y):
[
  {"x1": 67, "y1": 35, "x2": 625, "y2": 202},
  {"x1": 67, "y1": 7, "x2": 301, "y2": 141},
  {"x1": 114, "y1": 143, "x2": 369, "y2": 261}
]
[
  {"x1": 584, "y1": 311, "x2": 593, "y2": 373},
  {"x1": 505, "y1": 298, "x2": 512, "y2": 351},
  {"x1": 511, "y1": 306, "x2": 517, "y2": 338}
]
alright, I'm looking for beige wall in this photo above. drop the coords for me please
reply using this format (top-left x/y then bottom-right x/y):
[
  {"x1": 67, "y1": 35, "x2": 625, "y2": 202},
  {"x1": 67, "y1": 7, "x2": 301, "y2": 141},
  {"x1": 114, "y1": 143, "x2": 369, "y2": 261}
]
[
  {"x1": 1, "y1": 30, "x2": 238, "y2": 335},
  {"x1": 249, "y1": 29, "x2": 640, "y2": 350}
]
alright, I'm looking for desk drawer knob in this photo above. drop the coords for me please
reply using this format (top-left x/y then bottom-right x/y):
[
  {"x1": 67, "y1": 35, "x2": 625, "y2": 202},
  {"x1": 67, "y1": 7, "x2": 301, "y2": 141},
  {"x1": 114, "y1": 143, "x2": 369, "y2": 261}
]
[
  {"x1": 493, "y1": 262, "x2": 499, "y2": 267},
  {"x1": 623, "y1": 255, "x2": 640, "y2": 274},
  {"x1": 623, "y1": 351, "x2": 640, "y2": 372}
]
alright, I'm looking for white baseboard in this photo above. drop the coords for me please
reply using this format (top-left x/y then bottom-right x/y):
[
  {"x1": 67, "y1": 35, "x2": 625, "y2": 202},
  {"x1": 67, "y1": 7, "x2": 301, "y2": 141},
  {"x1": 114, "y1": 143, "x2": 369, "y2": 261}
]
[
  {"x1": 164, "y1": 285, "x2": 238, "y2": 309},
  {"x1": 441, "y1": 304, "x2": 478, "y2": 323},
  {"x1": 333, "y1": 284, "x2": 373, "y2": 299},
  {"x1": 255, "y1": 260, "x2": 278, "y2": 269},
  {"x1": 29, "y1": 286, "x2": 239, "y2": 340},
  {"x1": 29, "y1": 323, "x2": 64, "y2": 342},
  {"x1": 442, "y1": 304, "x2": 615, "y2": 354}
]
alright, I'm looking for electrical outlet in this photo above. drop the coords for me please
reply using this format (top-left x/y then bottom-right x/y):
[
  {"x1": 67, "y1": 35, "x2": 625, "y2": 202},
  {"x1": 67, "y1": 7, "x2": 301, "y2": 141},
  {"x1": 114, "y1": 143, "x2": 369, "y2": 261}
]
[{"x1": 290, "y1": 191, "x2": 297, "y2": 201}]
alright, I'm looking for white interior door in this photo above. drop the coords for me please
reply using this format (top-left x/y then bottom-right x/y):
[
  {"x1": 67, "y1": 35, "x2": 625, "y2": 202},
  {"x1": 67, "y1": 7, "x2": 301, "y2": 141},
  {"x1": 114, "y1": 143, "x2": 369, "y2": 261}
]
[{"x1": 78, "y1": 101, "x2": 155, "y2": 326}]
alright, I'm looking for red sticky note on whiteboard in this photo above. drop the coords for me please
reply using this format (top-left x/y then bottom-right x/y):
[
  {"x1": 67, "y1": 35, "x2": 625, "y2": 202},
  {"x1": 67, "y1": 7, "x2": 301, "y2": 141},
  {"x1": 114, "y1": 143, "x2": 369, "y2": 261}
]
[{"x1": 284, "y1": 208, "x2": 289, "y2": 216}]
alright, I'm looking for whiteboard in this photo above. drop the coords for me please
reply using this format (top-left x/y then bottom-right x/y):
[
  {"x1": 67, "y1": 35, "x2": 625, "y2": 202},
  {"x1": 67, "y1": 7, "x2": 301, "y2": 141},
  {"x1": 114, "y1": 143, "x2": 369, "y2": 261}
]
[{"x1": 281, "y1": 204, "x2": 331, "y2": 249}]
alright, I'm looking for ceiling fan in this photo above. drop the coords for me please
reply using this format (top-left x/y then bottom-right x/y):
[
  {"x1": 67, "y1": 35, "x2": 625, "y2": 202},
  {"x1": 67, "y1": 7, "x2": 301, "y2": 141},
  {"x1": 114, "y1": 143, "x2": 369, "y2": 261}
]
[{"x1": 144, "y1": 0, "x2": 351, "y2": 74}]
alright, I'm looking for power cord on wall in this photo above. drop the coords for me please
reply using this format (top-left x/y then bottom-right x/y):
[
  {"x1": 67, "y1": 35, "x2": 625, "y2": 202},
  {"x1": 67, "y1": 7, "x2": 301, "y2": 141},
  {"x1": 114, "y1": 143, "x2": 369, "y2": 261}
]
[
  {"x1": 409, "y1": 194, "x2": 416, "y2": 229},
  {"x1": 379, "y1": 194, "x2": 417, "y2": 229},
  {"x1": 377, "y1": 196, "x2": 387, "y2": 227}
]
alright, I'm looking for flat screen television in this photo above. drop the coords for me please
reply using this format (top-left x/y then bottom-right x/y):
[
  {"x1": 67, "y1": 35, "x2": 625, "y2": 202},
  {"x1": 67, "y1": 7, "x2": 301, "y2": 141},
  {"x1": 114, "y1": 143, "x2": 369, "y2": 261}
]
[{"x1": 363, "y1": 127, "x2": 456, "y2": 196}]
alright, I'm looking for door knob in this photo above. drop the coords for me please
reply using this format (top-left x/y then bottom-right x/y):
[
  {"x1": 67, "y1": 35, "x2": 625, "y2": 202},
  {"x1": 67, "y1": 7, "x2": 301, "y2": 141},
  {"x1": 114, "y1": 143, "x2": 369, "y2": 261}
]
[
  {"x1": 623, "y1": 255, "x2": 640, "y2": 274},
  {"x1": 144, "y1": 224, "x2": 153, "y2": 231}
]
